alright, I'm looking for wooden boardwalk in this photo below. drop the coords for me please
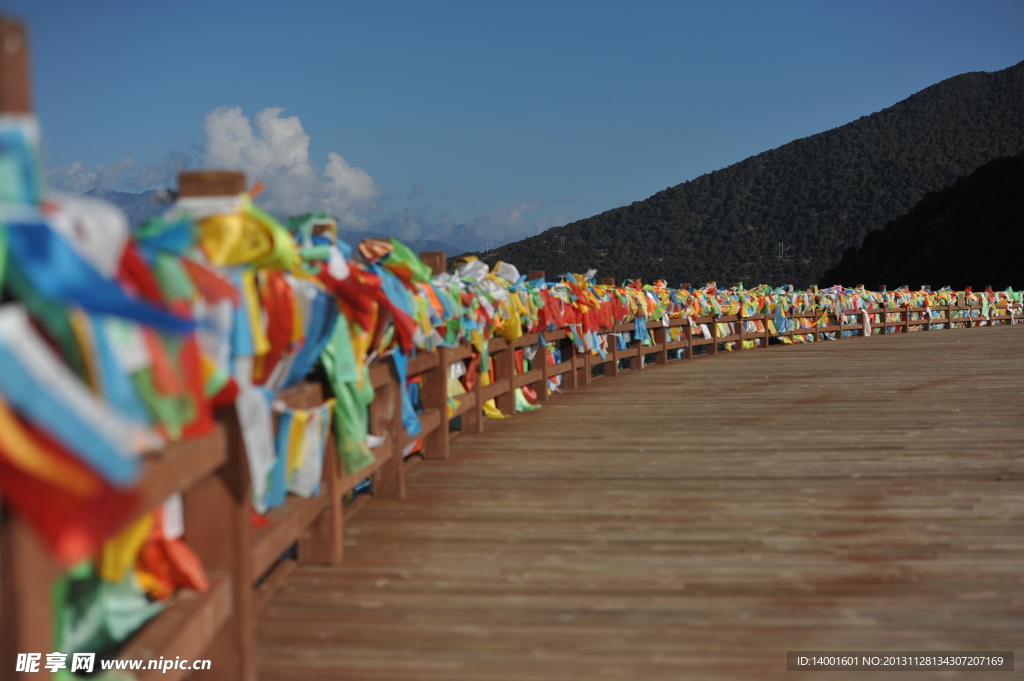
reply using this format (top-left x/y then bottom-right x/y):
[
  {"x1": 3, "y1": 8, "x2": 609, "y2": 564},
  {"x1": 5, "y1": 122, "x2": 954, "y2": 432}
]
[{"x1": 258, "y1": 327, "x2": 1024, "y2": 681}]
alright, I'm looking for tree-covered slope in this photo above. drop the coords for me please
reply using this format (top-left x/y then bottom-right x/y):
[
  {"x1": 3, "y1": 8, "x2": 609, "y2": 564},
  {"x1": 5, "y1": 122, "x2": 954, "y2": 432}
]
[
  {"x1": 820, "y1": 155, "x2": 1024, "y2": 291},
  {"x1": 485, "y1": 60, "x2": 1024, "y2": 287}
]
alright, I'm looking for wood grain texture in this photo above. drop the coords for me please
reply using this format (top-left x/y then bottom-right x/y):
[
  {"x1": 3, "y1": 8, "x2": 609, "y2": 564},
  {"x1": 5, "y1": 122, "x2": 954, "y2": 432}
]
[
  {"x1": 186, "y1": 409, "x2": 255, "y2": 681},
  {"x1": 0, "y1": 517, "x2": 58, "y2": 681},
  {"x1": 179, "y1": 171, "x2": 245, "y2": 197},
  {"x1": 117, "y1": 575, "x2": 232, "y2": 681},
  {"x1": 252, "y1": 494, "x2": 325, "y2": 578},
  {"x1": 258, "y1": 327, "x2": 1024, "y2": 681},
  {"x1": 137, "y1": 426, "x2": 226, "y2": 531},
  {"x1": 0, "y1": 16, "x2": 31, "y2": 114}
]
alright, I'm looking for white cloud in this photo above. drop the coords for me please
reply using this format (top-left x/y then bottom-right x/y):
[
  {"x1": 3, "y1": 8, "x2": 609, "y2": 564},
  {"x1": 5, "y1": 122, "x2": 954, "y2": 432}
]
[
  {"x1": 46, "y1": 107, "x2": 382, "y2": 228},
  {"x1": 202, "y1": 106, "x2": 383, "y2": 227}
]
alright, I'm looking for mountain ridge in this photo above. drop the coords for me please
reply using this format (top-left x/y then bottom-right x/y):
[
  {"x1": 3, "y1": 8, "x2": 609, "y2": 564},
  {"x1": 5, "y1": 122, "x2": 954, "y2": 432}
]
[
  {"x1": 481, "y1": 60, "x2": 1024, "y2": 286},
  {"x1": 821, "y1": 153, "x2": 1024, "y2": 290}
]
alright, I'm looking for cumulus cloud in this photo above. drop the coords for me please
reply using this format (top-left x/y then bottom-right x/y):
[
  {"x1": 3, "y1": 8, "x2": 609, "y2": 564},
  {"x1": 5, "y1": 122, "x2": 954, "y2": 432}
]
[
  {"x1": 47, "y1": 151, "x2": 191, "y2": 194},
  {"x1": 46, "y1": 106, "x2": 382, "y2": 228},
  {"x1": 202, "y1": 106, "x2": 383, "y2": 227}
]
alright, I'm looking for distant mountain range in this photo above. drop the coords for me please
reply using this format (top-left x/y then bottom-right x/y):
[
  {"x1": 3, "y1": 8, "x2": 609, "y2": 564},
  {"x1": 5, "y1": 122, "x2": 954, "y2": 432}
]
[
  {"x1": 83, "y1": 189, "x2": 164, "y2": 226},
  {"x1": 359, "y1": 209, "x2": 486, "y2": 256},
  {"x1": 334, "y1": 230, "x2": 461, "y2": 256},
  {"x1": 821, "y1": 154, "x2": 1024, "y2": 290},
  {"x1": 483, "y1": 60, "x2": 1024, "y2": 287},
  {"x1": 82, "y1": 190, "x2": 467, "y2": 256}
]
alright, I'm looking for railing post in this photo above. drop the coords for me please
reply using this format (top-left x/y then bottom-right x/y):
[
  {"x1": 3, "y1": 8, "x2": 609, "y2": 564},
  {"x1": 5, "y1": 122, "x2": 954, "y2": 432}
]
[
  {"x1": 418, "y1": 251, "x2": 452, "y2": 457},
  {"x1": 419, "y1": 251, "x2": 447, "y2": 276},
  {"x1": 177, "y1": 170, "x2": 256, "y2": 681},
  {"x1": 960, "y1": 294, "x2": 972, "y2": 328},
  {"x1": 920, "y1": 286, "x2": 930, "y2": 333},
  {"x1": 630, "y1": 325, "x2": 644, "y2": 371},
  {"x1": 606, "y1": 327, "x2": 620, "y2": 376},
  {"x1": 710, "y1": 316, "x2": 719, "y2": 356},
  {"x1": 492, "y1": 342, "x2": 516, "y2": 415},
  {"x1": 422, "y1": 347, "x2": 451, "y2": 458},
  {"x1": 0, "y1": 16, "x2": 30, "y2": 114},
  {"x1": 655, "y1": 321, "x2": 669, "y2": 364},
  {"x1": 578, "y1": 342, "x2": 592, "y2": 386},
  {"x1": 462, "y1": 352, "x2": 485, "y2": 434},
  {"x1": 530, "y1": 340, "x2": 550, "y2": 399},
  {"x1": 372, "y1": 359, "x2": 405, "y2": 498},
  {"x1": 0, "y1": 18, "x2": 57, "y2": 681},
  {"x1": 566, "y1": 337, "x2": 579, "y2": 389},
  {"x1": 598, "y1": 279, "x2": 619, "y2": 376},
  {"x1": 1, "y1": 519, "x2": 59, "y2": 681},
  {"x1": 879, "y1": 286, "x2": 888, "y2": 336},
  {"x1": 526, "y1": 271, "x2": 551, "y2": 400},
  {"x1": 736, "y1": 313, "x2": 746, "y2": 351},
  {"x1": 683, "y1": 321, "x2": 693, "y2": 360},
  {"x1": 985, "y1": 286, "x2": 993, "y2": 327},
  {"x1": 178, "y1": 171, "x2": 246, "y2": 198},
  {"x1": 853, "y1": 287, "x2": 864, "y2": 338},
  {"x1": 300, "y1": 427, "x2": 343, "y2": 565},
  {"x1": 556, "y1": 330, "x2": 578, "y2": 390}
]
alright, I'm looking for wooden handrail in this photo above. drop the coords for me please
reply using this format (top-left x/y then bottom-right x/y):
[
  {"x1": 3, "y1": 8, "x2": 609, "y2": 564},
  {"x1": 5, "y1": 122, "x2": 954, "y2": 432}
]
[
  {"x1": 4, "y1": 274, "x2": 1018, "y2": 679},
  {"x1": 3, "y1": 12, "x2": 1021, "y2": 679}
]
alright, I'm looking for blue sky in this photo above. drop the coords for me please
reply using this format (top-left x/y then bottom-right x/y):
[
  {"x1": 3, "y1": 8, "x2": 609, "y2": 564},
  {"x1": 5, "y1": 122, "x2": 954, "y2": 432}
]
[{"x1": 7, "y1": 0, "x2": 1024, "y2": 247}]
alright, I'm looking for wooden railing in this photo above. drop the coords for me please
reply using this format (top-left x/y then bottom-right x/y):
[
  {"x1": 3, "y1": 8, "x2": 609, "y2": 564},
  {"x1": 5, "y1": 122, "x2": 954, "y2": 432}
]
[
  {"x1": 1, "y1": 14, "x2": 1022, "y2": 678},
  {"x1": 2, "y1": 278, "x2": 1019, "y2": 679}
]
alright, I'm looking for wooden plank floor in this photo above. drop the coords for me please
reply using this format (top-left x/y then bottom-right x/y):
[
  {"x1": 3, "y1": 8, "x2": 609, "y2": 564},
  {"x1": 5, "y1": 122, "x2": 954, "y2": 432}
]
[{"x1": 258, "y1": 327, "x2": 1024, "y2": 681}]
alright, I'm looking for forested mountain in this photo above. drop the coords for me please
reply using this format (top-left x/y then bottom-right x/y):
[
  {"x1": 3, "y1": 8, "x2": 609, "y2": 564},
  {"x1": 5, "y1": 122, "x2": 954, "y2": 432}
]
[
  {"x1": 484, "y1": 60, "x2": 1024, "y2": 287},
  {"x1": 820, "y1": 155, "x2": 1024, "y2": 291}
]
